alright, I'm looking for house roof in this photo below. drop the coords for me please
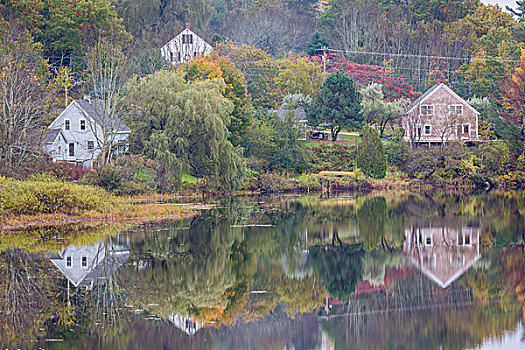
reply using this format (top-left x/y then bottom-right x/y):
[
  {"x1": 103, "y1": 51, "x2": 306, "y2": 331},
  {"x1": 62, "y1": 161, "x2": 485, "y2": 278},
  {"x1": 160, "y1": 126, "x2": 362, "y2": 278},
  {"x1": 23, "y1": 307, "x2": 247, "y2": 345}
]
[
  {"x1": 402, "y1": 84, "x2": 440, "y2": 114},
  {"x1": 162, "y1": 28, "x2": 212, "y2": 49},
  {"x1": 269, "y1": 108, "x2": 307, "y2": 122},
  {"x1": 43, "y1": 128, "x2": 63, "y2": 144},
  {"x1": 75, "y1": 98, "x2": 131, "y2": 133},
  {"x1": 402, "y1": 83, "x2": 480, "y2": 115}
]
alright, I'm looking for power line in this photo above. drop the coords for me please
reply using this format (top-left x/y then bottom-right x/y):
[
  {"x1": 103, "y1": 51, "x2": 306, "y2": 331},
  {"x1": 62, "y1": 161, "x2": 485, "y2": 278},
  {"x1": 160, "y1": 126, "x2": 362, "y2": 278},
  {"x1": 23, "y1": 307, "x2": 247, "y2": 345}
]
[{"x1": 319, "y1": 47, "x2": 521, "y2": 64}]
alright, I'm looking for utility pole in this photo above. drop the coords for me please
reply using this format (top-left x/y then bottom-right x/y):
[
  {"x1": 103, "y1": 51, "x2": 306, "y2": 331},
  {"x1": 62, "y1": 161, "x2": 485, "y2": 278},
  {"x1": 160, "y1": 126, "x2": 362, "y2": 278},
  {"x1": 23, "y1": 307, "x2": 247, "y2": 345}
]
[{"x1": 322, "y1": 46, "x2": 327, "y2": 73}]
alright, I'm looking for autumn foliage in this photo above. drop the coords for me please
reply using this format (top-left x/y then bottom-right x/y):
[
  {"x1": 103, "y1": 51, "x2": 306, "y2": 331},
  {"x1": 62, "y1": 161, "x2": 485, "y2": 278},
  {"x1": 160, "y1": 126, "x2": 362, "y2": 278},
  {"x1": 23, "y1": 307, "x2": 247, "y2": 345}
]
[{"x1": 312, "y1": 53, "x2": 420, "y2": 100}]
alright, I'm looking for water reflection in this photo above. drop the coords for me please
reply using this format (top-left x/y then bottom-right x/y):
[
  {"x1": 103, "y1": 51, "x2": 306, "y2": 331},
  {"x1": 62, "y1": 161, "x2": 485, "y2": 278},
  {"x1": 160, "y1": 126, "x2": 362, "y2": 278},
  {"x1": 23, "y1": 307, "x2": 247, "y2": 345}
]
[
  {"x1": 404, "y1": 223, "x2": 481, "y2": 288},
  {"x1": 0, "y1": 191, "x2": 524, "y2": 349}
]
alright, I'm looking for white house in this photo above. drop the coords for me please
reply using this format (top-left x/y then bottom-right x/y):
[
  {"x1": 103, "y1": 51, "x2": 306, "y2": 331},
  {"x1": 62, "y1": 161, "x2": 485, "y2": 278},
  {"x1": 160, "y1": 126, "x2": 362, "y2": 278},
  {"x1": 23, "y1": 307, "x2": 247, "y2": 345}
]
[
  {"x1": 45, "y1": 96, "x2": 131, "y2": 167},
  {"x1": 161, "y1": 24, "x2": 213, "y2": 65}
]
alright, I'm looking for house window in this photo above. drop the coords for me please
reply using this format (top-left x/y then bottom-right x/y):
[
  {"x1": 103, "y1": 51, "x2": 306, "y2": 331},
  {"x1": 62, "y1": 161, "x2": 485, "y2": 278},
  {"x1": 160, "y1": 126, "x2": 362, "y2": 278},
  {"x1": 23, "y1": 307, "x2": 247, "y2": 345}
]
[
  {"x1": 58, "y1": 145, "x2": 62, "y2": 154},
  {"x1": 464, "y1": 233, "x2": 471, "y2": 246},
  {"x1": 87, "y1": 141, "x2": 94, "y2": 150},
  {"x1": 178, "y1": 52, "x2": 181, "y2": 62},
  {"x1": 68, "y1": 143, "x2": 75, "y2": 157},
  {"x1": 80, "y1": 119, "x2": 86, "y2": 131},
  {"x1": 423, "y1": 125, "x2": 432, "y2": 136},
  {"x1": 66, "y1": 256, "x2": 72, "y2": 268},
  {"x1": 457, "y1": 124, "x2": 470, "y2": 136},
  {"x1": 64, "y1": 119, "x2": 71, "y2": 131},
  {"x1": 421, "y1": 105, "x2": 434, "y2": 115},
  {"x1": 194, "y1": 51, "x2": 197, "y2": 58},
  {"x1": 425, "y1": 234, "x2": 433, "y2": 246},
  {"x1": 449, "y1": 105, "x2": 463, "y2": 115},
  {"x1": 415, "y1": 124, "x2": 422, "y2": 139},
  {"x1": 170, "y1": 52, "x2": 174, "y2": 62},
  {"x1": 82, "y1": 256, "x2": 88, "y2": 267},
  {"x1": 182, "y1": 34, "x2": 193, "y2": 44}
]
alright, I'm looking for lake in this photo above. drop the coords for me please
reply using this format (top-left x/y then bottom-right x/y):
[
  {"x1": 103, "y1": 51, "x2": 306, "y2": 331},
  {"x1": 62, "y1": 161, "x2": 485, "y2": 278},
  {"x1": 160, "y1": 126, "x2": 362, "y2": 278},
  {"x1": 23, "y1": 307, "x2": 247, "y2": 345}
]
[{"x1": 1, "y1": 191, "x2": 524, "y2": 349}]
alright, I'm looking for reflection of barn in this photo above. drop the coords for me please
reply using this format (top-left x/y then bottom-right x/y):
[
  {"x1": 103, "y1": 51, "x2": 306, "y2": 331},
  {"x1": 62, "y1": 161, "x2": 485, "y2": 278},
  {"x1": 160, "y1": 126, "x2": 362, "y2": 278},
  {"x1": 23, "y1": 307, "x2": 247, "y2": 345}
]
[
  {"x1": 168, "y1": 314, "x2": 206, "y2": 335},
  {"x1": 403, "y1": 224, "x2": 481, "y2": 288},
  {"x1": 50, "y1": 240, "x2": 130, "y2": 290}
]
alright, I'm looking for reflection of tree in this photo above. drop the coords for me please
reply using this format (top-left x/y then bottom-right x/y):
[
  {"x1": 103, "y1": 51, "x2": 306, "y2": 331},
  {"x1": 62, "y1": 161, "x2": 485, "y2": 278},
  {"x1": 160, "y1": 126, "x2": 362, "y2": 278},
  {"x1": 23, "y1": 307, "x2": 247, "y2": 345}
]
[
  {"x1": 121, "y1": 216, "x2": 245, "y2": 321},
  {"x1": 277, "y1": 274, "x2": 328, "y2": 316},
  {"x1": 307, "y1": 244, "x2": 365, "y2": 302},
  {"x1": 0, "y1": 249, "x2": 58, "y2": 343}
]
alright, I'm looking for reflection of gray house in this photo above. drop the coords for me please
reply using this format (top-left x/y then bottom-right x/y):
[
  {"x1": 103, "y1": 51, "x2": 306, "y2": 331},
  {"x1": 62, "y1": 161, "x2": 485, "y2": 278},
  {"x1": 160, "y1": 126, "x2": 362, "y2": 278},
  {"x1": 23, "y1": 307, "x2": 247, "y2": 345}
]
[
  {"x1": 50, "y1": 242, "x2": 130, "y2": 290},
  {"x1": 403, "y1": 224, "x2": 480, "y2": 288},
  {"x1": 268, "y1": 108, "x2": 308, "y2": 140},
  {"x1": 168, "y1": 314, "x2": 206, "y2": 335}
]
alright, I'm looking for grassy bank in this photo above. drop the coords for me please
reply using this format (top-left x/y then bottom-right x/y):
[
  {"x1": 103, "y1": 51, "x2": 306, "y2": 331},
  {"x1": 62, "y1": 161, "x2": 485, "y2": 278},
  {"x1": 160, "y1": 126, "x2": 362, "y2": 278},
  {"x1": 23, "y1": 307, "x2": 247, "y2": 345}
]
[{"x1": 0, "y1": 176, "x2": 195, "y2": 229}]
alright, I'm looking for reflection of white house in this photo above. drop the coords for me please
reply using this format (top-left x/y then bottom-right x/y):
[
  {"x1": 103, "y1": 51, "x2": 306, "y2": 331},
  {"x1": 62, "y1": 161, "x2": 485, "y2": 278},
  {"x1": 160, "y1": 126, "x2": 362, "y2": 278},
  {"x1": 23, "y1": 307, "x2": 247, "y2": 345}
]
[
  {"x1": 168, "y1": 314, "x2": 206, "y2": 335},
  {"x1": 403, "y1": 224, "x2": 480, "y2": 288},
  {"x1": 50, "y1": 241, "x2": 130, "y2": 290},
  {"x1": 161, "y1": 24, "x2": 213, "y2": 65}
]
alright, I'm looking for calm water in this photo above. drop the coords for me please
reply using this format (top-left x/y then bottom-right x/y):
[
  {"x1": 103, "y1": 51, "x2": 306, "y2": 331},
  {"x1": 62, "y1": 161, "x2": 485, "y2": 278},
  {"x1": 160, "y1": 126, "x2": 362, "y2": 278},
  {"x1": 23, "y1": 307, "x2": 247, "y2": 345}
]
[{"x1": 1, "y1": 191, "x2": 525, "y2": 349}]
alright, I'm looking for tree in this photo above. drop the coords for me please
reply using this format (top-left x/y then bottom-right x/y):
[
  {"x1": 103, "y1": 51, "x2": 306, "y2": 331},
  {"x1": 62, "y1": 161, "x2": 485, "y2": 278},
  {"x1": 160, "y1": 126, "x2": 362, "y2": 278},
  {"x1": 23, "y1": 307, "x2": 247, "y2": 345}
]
[
  {"x1": 507, "y1": 1, "x2": 525, "y2": 22},
  {"x1": 275, "y1": 54, "x2": 325, "y2": 99},
  {"x1": 182, "y1": 52, "x2": 254, "y2": 147},
  {"x1": 215, "y1": 41, "x2": 281, "y2": 110},
  {"x1": 84, "y1": 39, "x2": 129, "y2": 167},
  {"x1": 356, "y1": 126, "x2": 387, "y2": 179},
  {"x1": 306, "y1": 32, "x2": 328, "y2": 56},
  {"x1": 308, "y1": 70, "x2": 363, "y2": 141},
  {"x1": 126, "y1": 69, "x2": 245, "y2": 190},
  {"x1": 500, "y1": 47, "x2": 525, "y2": 155},
  {"x1": 360, "y1": 83, "x2": 408, "y2": 137},
  {"x1": 0, "y1": 21, "x2": 49, "y2": 175}
]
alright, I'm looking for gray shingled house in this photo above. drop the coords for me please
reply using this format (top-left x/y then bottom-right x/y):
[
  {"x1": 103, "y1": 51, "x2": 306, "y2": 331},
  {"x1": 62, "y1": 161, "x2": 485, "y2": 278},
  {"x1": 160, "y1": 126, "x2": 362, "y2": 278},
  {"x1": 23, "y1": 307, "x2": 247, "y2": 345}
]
[{"x1": 45, "y1": 96, "x2": 131, "y2": 167}]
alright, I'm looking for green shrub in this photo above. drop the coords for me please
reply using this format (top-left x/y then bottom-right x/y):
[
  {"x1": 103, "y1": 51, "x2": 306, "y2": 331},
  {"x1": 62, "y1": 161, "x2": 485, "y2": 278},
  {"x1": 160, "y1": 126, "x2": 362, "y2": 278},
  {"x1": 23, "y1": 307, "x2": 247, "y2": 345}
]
[
  {"x1": 305, "y1": 143, "x2": 356, "y2": 172},
  {"x1": 0, "y1": 176, "x2": 115, "y2": 216},
  {"x1": 356, "y1": 127, "x2": 387, "y2": 179}
]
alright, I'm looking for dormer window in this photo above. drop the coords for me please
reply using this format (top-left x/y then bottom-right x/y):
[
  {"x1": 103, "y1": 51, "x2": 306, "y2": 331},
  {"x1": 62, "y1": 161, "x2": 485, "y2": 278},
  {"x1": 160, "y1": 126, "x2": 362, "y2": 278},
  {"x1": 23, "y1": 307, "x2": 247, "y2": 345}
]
[
  {"x1": 449, "y1": 105, "x2": 463, "y2": 115},
  {"x1": 64, "y1": 119, "x2": 71, "y2": 131},
  {"x1": 182, "y1": 34, "x2": 193, "y2": 44},
  {"x1": 80, "y1": 119, "x2": 86, "y2": 131},
  {"x1": 421, "y1": 105, "x2": 433, "y2": 116},
  {"x1": 66, "y1": 256, "x2": 72, "y2": 268}
]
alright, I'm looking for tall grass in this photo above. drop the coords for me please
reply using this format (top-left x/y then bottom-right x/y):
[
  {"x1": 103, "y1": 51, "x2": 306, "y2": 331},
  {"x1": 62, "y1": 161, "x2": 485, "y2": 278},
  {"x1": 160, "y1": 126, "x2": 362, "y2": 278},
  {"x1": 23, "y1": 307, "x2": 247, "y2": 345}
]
[{"x1": 0, "y1": 175, "x2": 116, "y2": 217}]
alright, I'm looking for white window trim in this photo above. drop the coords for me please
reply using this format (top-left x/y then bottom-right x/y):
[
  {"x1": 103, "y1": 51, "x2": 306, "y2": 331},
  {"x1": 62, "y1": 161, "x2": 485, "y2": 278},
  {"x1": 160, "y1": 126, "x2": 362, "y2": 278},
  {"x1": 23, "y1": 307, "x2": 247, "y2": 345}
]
[
  {"x1": 64, "y1": 118, "x2": 71, "y2": 131},
  {"x1": 87, "y1": 140, "x2": 95, "y2": 150},
  {"x1": 66, "y1": 256, "x2": 73, "y2": 268},
  {"x1": 420, "y1": 105, "x2": 434, "y2": 116},
  {"x1": 423, "y1": 124, "x2": 432, "y2": 136},
  {"x1": 68, "y1": 142, "x2": 75, "y2": 158},
  {"x1": 80, "y1": 118, "x2": 86, "y2": 131},
  {"x1": 456, "y1": 123, "x2": 471, "y2": 137},
  {"x1": 425, "y1": 234, "x2": 433, "y2": 246},
  {"x1": 449, "y1": 104, "x2": 464, "y2": 116},
  {"x1": 81, "y1": 256, "x2": 88, "y2": 268}
]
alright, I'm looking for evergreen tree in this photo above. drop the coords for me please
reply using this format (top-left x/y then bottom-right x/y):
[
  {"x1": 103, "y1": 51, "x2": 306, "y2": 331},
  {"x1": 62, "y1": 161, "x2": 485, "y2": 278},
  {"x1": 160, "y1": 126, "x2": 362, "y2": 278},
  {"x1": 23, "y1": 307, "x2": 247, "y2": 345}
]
[
  {"x1": 356, "y1": 126, "x2": 387, "y2": 179},
  {"x1": 308, "y1": 70, "x2": 363, "y2": 141},
  {"x1": 306, "y1": 32, "x2": 328, "y2": 56}
]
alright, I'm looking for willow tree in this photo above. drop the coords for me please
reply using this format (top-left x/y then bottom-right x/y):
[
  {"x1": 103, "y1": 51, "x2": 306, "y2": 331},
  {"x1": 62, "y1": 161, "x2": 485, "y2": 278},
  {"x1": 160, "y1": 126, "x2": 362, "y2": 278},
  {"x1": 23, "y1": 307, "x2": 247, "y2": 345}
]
[{"x1": 126, "y1": 69, "x2": 245, "y2": 189}]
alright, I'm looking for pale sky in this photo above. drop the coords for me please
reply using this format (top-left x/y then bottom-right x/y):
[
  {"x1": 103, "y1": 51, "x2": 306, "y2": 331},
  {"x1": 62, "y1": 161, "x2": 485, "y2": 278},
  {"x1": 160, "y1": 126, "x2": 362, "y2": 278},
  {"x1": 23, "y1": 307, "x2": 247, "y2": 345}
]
[{"x1": 481, "y1": 0, "x2": 516, "y2": 10}]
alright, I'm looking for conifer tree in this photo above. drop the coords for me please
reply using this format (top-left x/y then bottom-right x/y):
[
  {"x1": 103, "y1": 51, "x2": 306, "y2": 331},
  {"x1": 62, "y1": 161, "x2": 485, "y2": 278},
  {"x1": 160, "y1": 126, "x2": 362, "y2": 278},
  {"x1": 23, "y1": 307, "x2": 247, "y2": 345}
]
[{"x1": 356, "y1": 126, "x2": 387, "y2": 179}]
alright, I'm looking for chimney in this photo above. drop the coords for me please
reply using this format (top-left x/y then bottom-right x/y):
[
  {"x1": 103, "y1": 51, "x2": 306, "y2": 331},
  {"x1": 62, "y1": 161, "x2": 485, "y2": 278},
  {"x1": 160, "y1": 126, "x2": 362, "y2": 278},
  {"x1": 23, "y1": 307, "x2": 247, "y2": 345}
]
[{"x1": 186, "y1": 23, "x2": 189, "y2": 29}]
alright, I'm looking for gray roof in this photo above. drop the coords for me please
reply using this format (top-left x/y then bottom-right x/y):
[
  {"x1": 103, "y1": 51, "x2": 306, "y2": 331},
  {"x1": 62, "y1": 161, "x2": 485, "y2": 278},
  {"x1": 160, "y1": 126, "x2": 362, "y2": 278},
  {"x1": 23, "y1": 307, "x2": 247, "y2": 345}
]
[
  {"x1": 402, "y1": 84, "x2": 440, "y2": 114},
  {"x1": 43, "y1": 128, "x2": 63, "y2": 144},
  {"x1": 76, "y1": 98, "x2": 131, "y2": 133},
  {"x1": 269, "y1": 108, "x2": 307, "y2": 122}
]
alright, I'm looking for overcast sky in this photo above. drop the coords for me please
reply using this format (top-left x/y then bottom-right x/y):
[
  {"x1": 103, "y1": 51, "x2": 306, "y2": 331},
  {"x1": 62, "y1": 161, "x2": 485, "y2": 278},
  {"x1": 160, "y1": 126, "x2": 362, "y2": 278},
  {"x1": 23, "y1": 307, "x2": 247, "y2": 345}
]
[{"x1": 481, "y1": 0, "x2": 516, "y2": 10}]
